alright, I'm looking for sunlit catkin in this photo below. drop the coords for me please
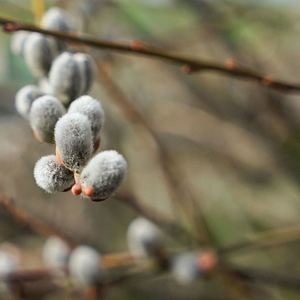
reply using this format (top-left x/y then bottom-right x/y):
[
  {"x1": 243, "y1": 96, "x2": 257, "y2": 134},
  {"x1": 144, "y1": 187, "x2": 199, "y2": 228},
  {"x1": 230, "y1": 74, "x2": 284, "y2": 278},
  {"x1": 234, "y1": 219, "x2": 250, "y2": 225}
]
[
  {"x1": 73, "y1": 53, "x2": 96, "y2": 94},
  {"x1": 49, "y1": 52, "x2": 82, "y2": 106},
  {"x1": 10, "y1": 31, "x2": 29, "y2": 57},
  {"x1": 68, "y1": 95, "x2": 105, "y2": 143},
  {"x1": 41, "y1": 7, "x2": 75, "y2": 32},
  {"x1": 15, "y1": 85, "x2": 44, "y2": 119},
  {"x1": 171, "y1": 253, "x2": 201, "y2": 285},
  {"x1": 55, "y1": 113, "x2": 93, "y2": 171},
  {"x1": 30, "y1": 95, "x2": 66, "y2": 143},
  {"x1": 43, "y1": 236, "x2": 71, "y2": 269},
  {"x1": 80, "y1": 150, "x2": 127, "y2": 201},
  {"x1": 34, "y1": 155, "x2": 75, "y2": 193},
  {"x1": 69, "y1": 246, "x2": 102, "y2": 286},
  {"x1": 24, "y1": 33, "x2": 59, "y2": 77},
  {"x1": 127, "y1": 217, "x2": 163, "y2": 258}
]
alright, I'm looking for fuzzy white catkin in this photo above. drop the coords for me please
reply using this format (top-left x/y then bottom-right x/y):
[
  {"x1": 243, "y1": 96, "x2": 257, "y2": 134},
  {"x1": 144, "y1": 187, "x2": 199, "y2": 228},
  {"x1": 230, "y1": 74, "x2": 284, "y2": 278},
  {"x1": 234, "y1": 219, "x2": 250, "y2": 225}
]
[
  {"x1": 49, "y1": 52, "x2": 82, "y2": 105},
  {"x1": 41, "y1": 7, "x2": 76, "y2": 32},
  {"x1": 171, "y1": 253, "x2": 201, "y2": 285},
  {"x1": 10, "y1": 31, "x2": 29, "y2": 57},
  {"x1": 15, "y1": 85, "x2": 45, "y2": 119},
  {"x1": 69, "y1": 246, "x2": 102, "y2": 286},
  {"x1": 55, "y1": 113, "x2": 93, "y2": 171},
  {"x1": 80, "y1": 150, "x2": 127, "y2": 201},
  {"x1": 39, "y1": 77, "x2": 53, "y2": 94},
  {"x1": 30, "y1": 95, "x2": 66, "y2": 143},
  {"x1": 34, "y1": 155, "x2": 74, "y2": 193},
  {"x1": 73, "y1": 53, "x2": 96, "y2": 95},
  {"x1": 24, "y1": 33, "x2": 59, "y2": 77},
  {"x1": 43, "y1": 236, "x2": 71, "y2": 269},
  {"x1": 0, "y1": 251, "x2": 18, "y2": 278},
  {"x1": 127, "y1": 217, "x2": 163, "y2": 258},
  {"x1": 68, "y1": 95, "x2": 105, "y2": 142}
]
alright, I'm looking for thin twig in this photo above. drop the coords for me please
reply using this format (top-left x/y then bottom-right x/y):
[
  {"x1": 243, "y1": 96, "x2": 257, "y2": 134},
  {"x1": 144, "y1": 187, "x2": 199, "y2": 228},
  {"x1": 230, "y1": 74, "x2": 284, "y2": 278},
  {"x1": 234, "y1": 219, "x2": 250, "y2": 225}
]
[
  {"x1": 117, "y1": 192, "x2": 189, "y2": 242},
  {"x1": 224, "y1": 263, "x2": 300, "y2": 290},
  {"x1": 221, "y1": 224, "x2": 300, "y2": 255},
  {"x1": 0, "y1": 195, "x2": 76, "y2": 247},
  {"x1": 97, "y1": 62, "x2": 213, "y2": 245},
  {"x1": 0, "y1": 17, "x2": 300, "y2": 93}
]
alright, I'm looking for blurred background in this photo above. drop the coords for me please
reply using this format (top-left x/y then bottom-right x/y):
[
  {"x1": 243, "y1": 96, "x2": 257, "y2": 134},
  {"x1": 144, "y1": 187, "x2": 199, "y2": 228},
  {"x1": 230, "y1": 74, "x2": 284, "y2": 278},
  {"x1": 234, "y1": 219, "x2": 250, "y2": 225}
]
[{"x1": 1, "y1": 0, "x2": 300, "y2": 299}]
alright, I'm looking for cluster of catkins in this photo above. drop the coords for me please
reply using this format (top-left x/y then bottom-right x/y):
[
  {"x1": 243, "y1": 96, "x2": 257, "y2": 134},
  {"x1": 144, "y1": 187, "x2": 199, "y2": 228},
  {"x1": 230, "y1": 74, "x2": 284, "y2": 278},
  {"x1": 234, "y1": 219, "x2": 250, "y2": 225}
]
[
  {"x1": 12, "y1": 8, "x2": 127, "y2": 201},
  {"x1": 0, "y1": 218, "x2": 216, "y2": 287}
]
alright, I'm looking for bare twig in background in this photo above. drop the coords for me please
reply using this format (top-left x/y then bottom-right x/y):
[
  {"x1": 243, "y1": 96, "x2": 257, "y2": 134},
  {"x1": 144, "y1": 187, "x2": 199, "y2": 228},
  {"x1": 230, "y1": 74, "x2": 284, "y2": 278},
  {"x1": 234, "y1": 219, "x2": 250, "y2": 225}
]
[
  {"x1": 1, "y1": 17, "x2": 300, "y2": 93},
  {"x1": 221, "y1": 224, "x2": 300, "y2": 254},
  {"x1": 0, "y1": 195, "x2": 76, "y2": 247},
  {"x1": 117, "y1": 192, "x2": 191, "y2": 244},
  {"x1": 224, "y1": 263, "x2": 300, "y2": 290},
  {"x1": 96, "y1": 61, "x2": 213, "y2": 246}
]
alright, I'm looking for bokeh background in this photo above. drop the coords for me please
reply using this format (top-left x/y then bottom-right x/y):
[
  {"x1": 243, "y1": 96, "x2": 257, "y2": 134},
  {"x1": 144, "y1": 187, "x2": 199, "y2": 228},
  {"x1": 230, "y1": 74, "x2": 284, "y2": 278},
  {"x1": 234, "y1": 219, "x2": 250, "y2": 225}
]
[{"x1": 1, "y1": 0, "x2": 300, "y2": 299}]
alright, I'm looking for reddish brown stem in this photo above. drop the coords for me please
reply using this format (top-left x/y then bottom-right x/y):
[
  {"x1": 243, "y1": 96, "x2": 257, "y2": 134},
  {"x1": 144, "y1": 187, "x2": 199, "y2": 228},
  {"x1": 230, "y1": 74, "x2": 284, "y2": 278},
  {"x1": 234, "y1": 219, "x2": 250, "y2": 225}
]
[
  {"x1": 0, "y1": 195, "x2": 76, "y2": 247},
  {"x1": 0, "y1": 17, "x2": 300, "y2": 93}
]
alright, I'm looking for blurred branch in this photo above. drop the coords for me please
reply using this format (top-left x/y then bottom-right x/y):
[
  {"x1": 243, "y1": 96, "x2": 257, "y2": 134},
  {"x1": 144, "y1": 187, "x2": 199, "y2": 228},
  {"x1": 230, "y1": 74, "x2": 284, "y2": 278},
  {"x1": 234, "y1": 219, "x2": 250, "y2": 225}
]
[
  {"x1": 117, "y1": 192, "x2": 189, "y2": 241},
  {"x1": 1, "y1": 17, "x2": 300, "y2": 93},
  {"x1": 221, "y1": 224, "x2": 300, "y2": 255},
  {"x1": 97, "y1": 61, "x2": 213, "y2": 246},
  {"x1": 224, "y1": 263, "x2": 300, "y2": 290},
  {"x1": 0, "y1": 195, "x2": 76, "y2": 247}
]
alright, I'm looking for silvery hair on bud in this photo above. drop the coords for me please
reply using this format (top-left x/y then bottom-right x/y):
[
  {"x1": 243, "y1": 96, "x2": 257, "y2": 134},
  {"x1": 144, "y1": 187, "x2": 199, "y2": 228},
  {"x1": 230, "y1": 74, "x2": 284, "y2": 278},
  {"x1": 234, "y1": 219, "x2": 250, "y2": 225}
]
[
  {"x1": 127, "y1": 217, "x2": 163, "y2": 258},
  {"x1": 171, "y1": 252, "x2": 201, "y2": 285},
  {"x1": 49, "y1": 52, "x2": 82, "y2": 106},
  {"x1": 80, "y1": 150, "x2": 127, "y2": 201},
  {"x1": 24, "y1": 33, "x2": 59, "y2": 77},
  {"x1": 73, "y1": 53, "x2": 96, "y2": 95},
  {"x1": 55, "y1": 113, "x2": 93, "y2": 171},
  {"x1": 39, "y1": 77, "x2": 52, "y2": 94},
  {"x1": 69, "y1": 246, "x2": 102, "y2": 286},
  {"x1": 30, "y1": 95, "x2": 66, "y2": 144},
  {"x1": 10, "y1": 31, "x2": 29, "y2": 57},
  {"x1": 43, "y1": 236, "x2": 71, "y2": 269},
  {"x1": 15, "y1": 85, "x2": 44, "y2": 119},
  {"x1": 34, "y1": 155, "x2": 74, "y2": 193},
  {"x1": 0, "y1": 251, "x2": 19, "y2": 278},
  {"x1": 41, "y1": 7, "x2": 76, "y2": 32},
  {"x1": 68, "y1": 95, "x2": 105, "y2": 142}
]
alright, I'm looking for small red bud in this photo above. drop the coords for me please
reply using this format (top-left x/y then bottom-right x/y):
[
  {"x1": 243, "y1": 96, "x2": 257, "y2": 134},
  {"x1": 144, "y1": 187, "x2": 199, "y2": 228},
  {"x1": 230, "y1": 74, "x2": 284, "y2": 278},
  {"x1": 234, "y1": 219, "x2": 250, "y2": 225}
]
[
  {"x1": 71, "y1": 184, "x2": 82, "y2": 196},
  {"x1": 83, "y1": 186, "x2": 94, "y2": 197},
  {"x1": 197, "y1": 251, "x2": 218, "y2": 273}
]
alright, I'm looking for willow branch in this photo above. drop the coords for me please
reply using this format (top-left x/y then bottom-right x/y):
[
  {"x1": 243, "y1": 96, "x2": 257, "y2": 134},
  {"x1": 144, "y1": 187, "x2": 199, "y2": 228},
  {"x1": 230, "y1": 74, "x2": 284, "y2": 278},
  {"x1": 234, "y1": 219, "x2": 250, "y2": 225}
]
[
  {"x1": 225, "y1": 263, "x2": 300, "y2": 290},
  {"x1": 0, "y1": 195, "x2": 76, "y2": 247},
  {"x1": 97, "y1": 62, "x2": 213, "y2": 245},
  {"x1": 1, "y1": 17, "x2": 300, "y2": 93},
  {"x1": 221, "y1": 224, "x2": 300, "y2": 255}
]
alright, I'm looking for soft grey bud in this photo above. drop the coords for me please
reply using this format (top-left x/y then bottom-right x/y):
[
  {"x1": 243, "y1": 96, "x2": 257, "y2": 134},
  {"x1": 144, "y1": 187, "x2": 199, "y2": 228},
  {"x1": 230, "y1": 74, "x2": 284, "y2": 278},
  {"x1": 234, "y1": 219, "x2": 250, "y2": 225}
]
[
  {"x1": 24, "y1": 33, "x2": 59, "y2": 77},
  {"x1": 73, "y1": 53, "x2": 96, "y2": 94},
  {"x1": 30, "y1": 95, "x2": 66, "y2": 143},
  {"x1": 41, "y1": 7, "x2": 76, "y2": 32},
  {"x1": 55, "y1": 113, "x2": 93, "y2": 171},
  {"x1": 171, "y1": 253, "x2": 201, "y2": 285},
  {"x1": 49, "y1": 52, "x2": 82, "y2": 105},
  {"x1": 15, "y1": 85, "x2": 45, "y2": 119},
  {"x1": 68, "y1": 96, "x2": 104, "y2": 142},
  {"x1": 0, "y1": 251, "x2": 19, "y2": 278},
  {"x1": 43, "y1": 236, "x2": 71, "y2": 269},
  {"x1": 80, "y1": 150, "x2": 127, "y2": 201},
  {"x1": 39, "y1": 78, "x2": 53, "y2": 94},
  {"x1": 69, "y1": 246, "x2": 102, "y2": 286},
  {"x1": 34, "y1": 155, "x2": 74, "y2": 193},
  {"x1": 127, "y1": 217, "x2": 163, "y2": 258},
  {"x1": 10, "y1": 31, "x2": 29, "y2": 57}
]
